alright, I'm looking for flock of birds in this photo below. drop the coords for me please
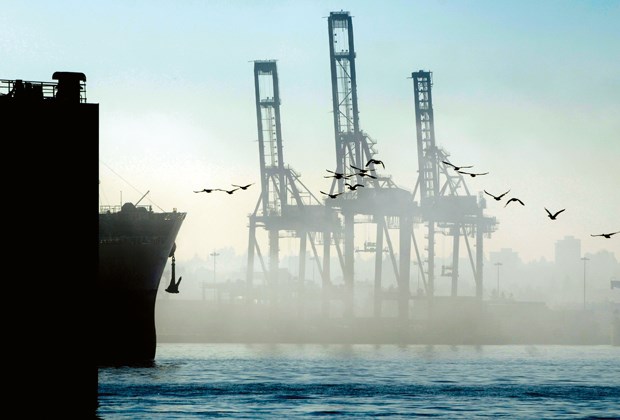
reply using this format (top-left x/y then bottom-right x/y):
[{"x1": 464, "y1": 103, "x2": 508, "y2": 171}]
[
  {"x1": 194, "y1": 183, "x2": 254, "y2": 195},
  {"x1": 190, "y1": 158, "x2": 617, "y2": 240},
  {"x1": 320, "y1": 159, "x2": 385, "y2": 198},
  {"x1": 441, "y1": 159, "x2": 618, "y2": 238}
]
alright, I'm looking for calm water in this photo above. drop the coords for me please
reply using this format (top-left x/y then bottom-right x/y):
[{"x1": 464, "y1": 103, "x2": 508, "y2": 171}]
[{"x1": 97, "y1": 344, "x2": 620, "y2": 419}]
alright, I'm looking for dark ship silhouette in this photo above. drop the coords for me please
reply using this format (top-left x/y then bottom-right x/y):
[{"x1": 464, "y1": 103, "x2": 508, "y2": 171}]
[
  {"x1": 99, "y1": 201, "x2": 185, "y2": 365},
  {"x1": 1, "y1": 72, "x2": 186, "y2": 366}
]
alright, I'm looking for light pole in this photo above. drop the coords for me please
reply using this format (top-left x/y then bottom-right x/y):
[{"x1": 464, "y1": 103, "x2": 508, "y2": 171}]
[
  {"x1": 494, "y1": 262, "x2": 503, "y2": 299},
  {"x1": 581, "y1": 256, "x2": 589, "y2": 310},
  {"x1": 210, "y1": 250, "x2": 220, "y2": 284}
]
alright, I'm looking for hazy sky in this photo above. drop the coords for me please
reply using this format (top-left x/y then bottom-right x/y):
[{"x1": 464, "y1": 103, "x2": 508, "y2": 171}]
[{"x1": 5, "y1": 0, "x2": 618, "y2": 263}]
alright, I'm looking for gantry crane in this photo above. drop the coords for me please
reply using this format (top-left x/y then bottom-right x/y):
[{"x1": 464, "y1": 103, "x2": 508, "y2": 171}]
[
  {"x1": 246, "y1": 60, "x2": 341, "y2": 316},
  {"x1": 326, "y1": 11, "x2": 416, "y2": 321},
  {"x1": 410, "y1": 70, "x2": 497, "y2": 300}
]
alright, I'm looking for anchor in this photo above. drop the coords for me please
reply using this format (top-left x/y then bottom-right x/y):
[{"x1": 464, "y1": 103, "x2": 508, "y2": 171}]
[{"x1": 165, "y1": 246, "x2": 182, "y2": 294}]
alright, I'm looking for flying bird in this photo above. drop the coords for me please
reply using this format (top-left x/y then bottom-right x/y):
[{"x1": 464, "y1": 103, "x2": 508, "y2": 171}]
[
  {"x1": 165, "y1": 276, "x2": 182, "y2": 294},
  {"x1": 504, "y1": 197, "x2": 525, "y2": 207},
  {"x1": 194, "y1": 188, "x2": 220, "y2": 193},
  {"x1": 442, "y1": 160, "x2": 473, "y2": 171},
  {"x1": 324, "y1": 170, "x2": 352, "y2": 179},
  {"x1": 484, "y1": 189, "x2": 511, "y2": 201},
  {"x1": 320, "y1": 191, "x2": 343, "y2": 199},
  {"x1": 366, "y1": 158, "x2": 385, "y2": 169},
  {"x1": 232, "y1": 183, "x2": 254, "y2": 190},
  {"x1": 355, "y1": 172, "x2": 378, "y2": 179},
  {"x1": 220, "y1": 188, "x2": 240, "y2": 195},
  {"x1": 345, "y1": 183, "x2": 365, "y2": 191},
  {"x1": 457, "y1": 170, "x2": 489, "y2": 178},
  {"x1": 350, "y1": 164, "x2": 374, "y2": 174},
  {"x1": 545, "y1": 207, "x2": 565, "y2": 220},
  {"x1": 591, "y1": 231, "x2": 619, "y2": 239}
]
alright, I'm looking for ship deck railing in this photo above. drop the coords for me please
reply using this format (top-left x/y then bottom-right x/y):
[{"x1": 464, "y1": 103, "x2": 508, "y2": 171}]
[
  {"x1": 0, "y1": 78, "x2": 87, "y2": 103},
  {"x1": 100, "y1": 205, "x2": 153, "y2": 214}
]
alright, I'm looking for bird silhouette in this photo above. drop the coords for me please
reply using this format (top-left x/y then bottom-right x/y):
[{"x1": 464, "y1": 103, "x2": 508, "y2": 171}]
[
  {"x1": 220, "y1": 188, "x2": 240, "y2": 195},
  {"x1": 232, "y1": 183, "x2": 254, "y2": 190},
  {"x1": 366, "y1": 158, "x2": 385, "y2": 169},
  {"x1": 504, "y1": 197, "x2": 525, "y2": 207},
  {"x1": 345, "y1": 183, "x2": 365, "y2": 191},
  {"x1": 350, "y1": 164, "x2": 374, "y2": 174},
  {"x1": 324, "y1": 170, "x2": 352, "y2": 179},
  {"x1": 165, "y1": 276, "x2": 182, "y2": 294},
  {"x1": 194, "y1": 188, "x2": 220, "y2": 193},
  {"x1": 442, "y1": 160, "x2": 473, "y2": 171},
  {"x1": 545, "y1": 207, "x2": 565, "y2": 220},
  {"x1": 457, "y1": 170, "x2": 489, "y2": 177},
  {"x1": 355, "y1": 172, "x2": 378, "y2": 179},
  {"x1": 484, "y1": 189, "x2": 510, "y2": 201},
  {"x1": 320, "y1": 191, "x2": 343, "y2": 199},
  {"x1": 591, "y1": 231, "x2": 619, "y2": 238}
]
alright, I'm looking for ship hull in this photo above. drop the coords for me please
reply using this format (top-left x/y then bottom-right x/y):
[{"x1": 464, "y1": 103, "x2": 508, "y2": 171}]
[
  {"x1": 96, "y1": 288, "x2": 158, "y2": 365},
  {"x1": 98, "y1": 204, "x2": 185, "y2": 366}
]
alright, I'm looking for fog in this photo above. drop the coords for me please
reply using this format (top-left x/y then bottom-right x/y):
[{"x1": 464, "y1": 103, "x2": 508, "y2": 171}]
[{"x1": 155, "y1": 237, "x2": 620, "y2": 345}]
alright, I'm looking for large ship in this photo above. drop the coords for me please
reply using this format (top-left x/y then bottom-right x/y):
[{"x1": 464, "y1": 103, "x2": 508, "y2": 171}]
[
  {"x1": 1, "y1": 72, "x2": 186, "y2": 365},
  {"x1": 98, "y1": 200, "x2": 185, "y2": 365}
]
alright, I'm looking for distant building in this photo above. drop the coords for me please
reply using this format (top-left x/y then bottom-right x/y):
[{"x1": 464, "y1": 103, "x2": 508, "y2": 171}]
[
  {"x1": 554, "y1": 236, "x2": 582, "y2": 304},
  {"x1": 555, "y1": 235, "x2": 581, "y2": 267},
  {"x1": 489, "y1": 248, "x2": 521, "y2": 266}
]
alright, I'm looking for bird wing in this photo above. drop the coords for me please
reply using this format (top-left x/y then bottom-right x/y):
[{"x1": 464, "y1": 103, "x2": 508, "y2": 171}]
[
  {"x1": 553, "y1": 209, "x2": 566, "y2": 217},
  {"x1": 484, "y1": 190, "x2": 497, "y2": 198},
  {"x1": 499, "y1": 190, "x2": 511, "y2": 198},
  {"x1": 442, "y1": 160, "x2": 456, "y2": 168},
  {"x1": 544, "y1": 207, "x2": 552, "y2": 216}
]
